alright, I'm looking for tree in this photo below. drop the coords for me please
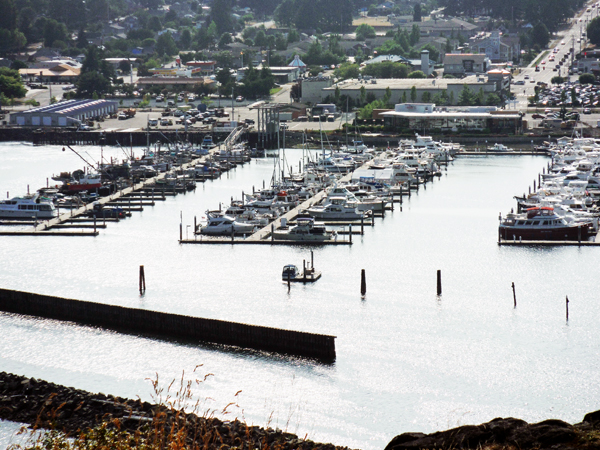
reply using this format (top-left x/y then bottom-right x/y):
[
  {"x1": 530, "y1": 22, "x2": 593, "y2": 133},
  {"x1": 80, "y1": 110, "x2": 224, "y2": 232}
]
[
  {"x1": 409, "y1": 24, "x2": 420, "y2": 46},
  {"x1": 408, "y1": 70, "x2": 426, "y2": 78},
  {"x1": 274, "y1": 0, "x2": 296, "y2": 27},
  {"x1": 0, "y1": 0, "x2": 17, "y2": 31},
  {"x1": 421, "y1": 91, "x2": 431, "y2": 102},
  {"x1": 180, "y1": 29, "x2": 192, "y2": 50},
  {"x1": 530, "y1": 22, "x2": 550, "y2": 48},
  {"x1": 211, "y1": 0, "x2": 234, "y2": 34},
  {"x1": 579, "y1": 73, "x2": 596, "y2": 84},
  {"x1": 148, "y1": 16, "x2": 162, "y2": 32},
  {"x1": 119, "y1": 60, "x2": 131, "y2": 75},
  {"x1": 551, "y1": 75, "x2": 565, "y2": 84},
  {"x1": 219, "y1": 32, "x2": 232, "y2": 48},
  {"x1": 355, "y1": 24, "x2": 376, "y2": 41},
  {"x1": 334, "y1": 63, "x2": 359, "y2": 80},
  {"x1": 458, "y1": 84, "x2": 474, "y2": 105},
  {"x1": 588, "y1": 17, "x2": 600, "y2": 46},
  {"x1": 401, "y1": 91, "x2": 407, "y2": 103},
  {"x1": 410, "y1": 86, "x2": 417, "y2": 102},
  {"x1": 0, "y1": 67, "x2": 26, "y2": 98},
  {"x1": 76, "y1": 27, "x2": 88, "y2": 49},
  {"x1": 42, "y1": 18, "x2": 68, "y2": 48},
  {"x1": 156, "y1": 32, "x2": 178, "y2": 57},
  {"x1": 359, "y1": 85, "x2": 366, "y2": 105},
  {"x1": 413, "y1": 3, "x2": 422, "y2": 22}
]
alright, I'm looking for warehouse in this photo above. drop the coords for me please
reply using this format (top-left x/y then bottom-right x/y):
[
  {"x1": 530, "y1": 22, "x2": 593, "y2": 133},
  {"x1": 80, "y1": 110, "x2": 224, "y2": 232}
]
[{"x1": 10, "y1": 100, "x2": 118, "y2": 127}]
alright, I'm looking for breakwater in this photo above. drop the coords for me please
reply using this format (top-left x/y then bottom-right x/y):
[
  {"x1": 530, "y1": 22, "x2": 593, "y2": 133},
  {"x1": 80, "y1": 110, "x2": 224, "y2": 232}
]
[
  {"x1": 0, "y1": 371, "x2": 350, "y2": 450},
  {"x1": 0, "y1": 288, "x2": 336, "y2": 360}
]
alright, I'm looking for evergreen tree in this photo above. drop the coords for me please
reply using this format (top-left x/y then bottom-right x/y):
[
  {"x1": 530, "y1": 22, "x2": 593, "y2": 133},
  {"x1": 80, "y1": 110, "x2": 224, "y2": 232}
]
[
  {"x1": 413, "y1": 3, "x2": 422, "y2": 22},
  {"x1": 410, "y1": 85, "x2": 417, "y2": 102}
]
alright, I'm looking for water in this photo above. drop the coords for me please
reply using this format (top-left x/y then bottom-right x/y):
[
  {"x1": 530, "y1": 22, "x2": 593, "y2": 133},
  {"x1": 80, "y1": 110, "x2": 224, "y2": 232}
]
[{"x1": 1, "y1": 143, "x2": 599, "y2": 450}]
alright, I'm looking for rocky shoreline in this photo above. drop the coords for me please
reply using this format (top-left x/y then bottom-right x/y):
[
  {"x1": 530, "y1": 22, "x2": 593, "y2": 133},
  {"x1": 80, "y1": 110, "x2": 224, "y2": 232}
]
[
  {"x1": 0, "y1": 371, "x2": 346, "y2": 450},
  {"x1": 1, "y1": 371, "x2": 599, "y2": 450}
]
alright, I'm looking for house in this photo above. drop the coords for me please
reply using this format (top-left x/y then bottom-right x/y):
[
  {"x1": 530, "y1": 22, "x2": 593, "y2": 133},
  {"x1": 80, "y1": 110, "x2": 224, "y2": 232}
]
[
  {"x1": 396, "y1": 17, "x2": 479, "y2": 38},
  {"x1": 19, "y1": 64, "x2": 81, "y2": 83},
  {"x1": 443, "y1": 53, "x2": 489, "y2": 77},
  {"x1": 469, "y1": 30, "x2": 520, "y2": 63}
]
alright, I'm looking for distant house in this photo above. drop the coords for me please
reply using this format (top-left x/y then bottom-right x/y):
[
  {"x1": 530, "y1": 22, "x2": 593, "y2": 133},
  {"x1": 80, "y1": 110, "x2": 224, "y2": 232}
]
[
  {"x1": 443, "y1": 53, "x2": 490, "y2": 77},
  {"x1": 469, "y1": 30, "x2": 520, "y2": 63}
]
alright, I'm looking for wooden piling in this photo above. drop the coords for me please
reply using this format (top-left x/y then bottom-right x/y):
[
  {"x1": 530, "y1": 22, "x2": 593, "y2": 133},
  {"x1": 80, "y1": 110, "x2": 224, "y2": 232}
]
[
  {"x1": 512, "y1": 282, "x2": 516, "y2": 308},
  {"x1": 179, "y1": 223, "x2": 182, "y2": 242},
  {"x1": 566, "y1": 296, "x2": 569, "y2": 321},
  {"x1": 436, "y1": 270, "x2": 442, "y2": 295},
  {"x1": 360, "y1": 269, "x2": 366, "y2": 296},
  {"x1": 139, "y1": 265, "x2": 146, "y2": 294},
  {"x1": 349, "y1": 224, "x2": 352, "y2": 244}
]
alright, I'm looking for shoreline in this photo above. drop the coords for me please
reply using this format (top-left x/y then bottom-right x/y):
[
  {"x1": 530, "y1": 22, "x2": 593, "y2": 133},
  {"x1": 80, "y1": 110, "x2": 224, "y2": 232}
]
[{"x1": 1, "y1": 371, "x2": 599, "y2": 449}]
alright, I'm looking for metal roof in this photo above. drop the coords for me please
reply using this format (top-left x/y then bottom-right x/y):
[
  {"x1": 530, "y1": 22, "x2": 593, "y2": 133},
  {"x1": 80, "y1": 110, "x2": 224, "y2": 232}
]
[
  {"x1": 381, "y1": 111, "x2": 522, "y2": 119},
  {"x1": 17, "y1": 99, "x2": 118, "y2": 116}
]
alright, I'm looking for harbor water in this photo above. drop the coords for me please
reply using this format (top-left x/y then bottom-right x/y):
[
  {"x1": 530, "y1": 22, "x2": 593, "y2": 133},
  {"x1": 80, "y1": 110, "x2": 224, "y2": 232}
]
[{"x1": 1, "y1": 142, "x2": 599, "y2": 450}]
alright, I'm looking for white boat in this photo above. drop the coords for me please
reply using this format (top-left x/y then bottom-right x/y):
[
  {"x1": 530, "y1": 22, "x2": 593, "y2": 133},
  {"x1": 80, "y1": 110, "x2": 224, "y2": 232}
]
[
  {"x1": 490, "y1": 143, "x2": 514, "y2": 152},
  {"x1": 303, "y1": 197, "x2": 365, "y2": 220},
  {"x1": 282, "y1": 264, "x2": 300, "y2": 280},
  {"x1": 272, "y1": 217, "x2": 333, "y2": 241},
  {"x1": 198, "y1": 212, "x2": 257, "y2": 235},
  {"x1": 0, "y1": 194, "x2": 58, "y2": 220},
  {"x1": 326, "y1": 185, "x2": 387, "y2": 213}
]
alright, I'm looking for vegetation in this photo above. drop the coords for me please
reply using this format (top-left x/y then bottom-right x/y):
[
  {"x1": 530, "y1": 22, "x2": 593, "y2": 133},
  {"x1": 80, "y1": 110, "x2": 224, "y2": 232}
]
[
  {"x1": 579, "y1": 73, "x2": 596, "y2": 84},
  {"x1": 587, "y1": 17, "x2": 600, "y2": 47},
  {"x1": 0, "y1": 67, "x2": 26, "y2": 99}
]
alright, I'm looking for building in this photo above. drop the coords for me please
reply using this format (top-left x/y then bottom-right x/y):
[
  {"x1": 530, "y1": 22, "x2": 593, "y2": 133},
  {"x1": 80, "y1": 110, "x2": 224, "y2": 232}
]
[
  {"x1": 10, "y1": 100, "x2": 118, "y2": 127},
  {"x1": 380, "y1": 103, "x2": 522, "y2": 133},
  {"x1": 300, "y1": 76, "x2": 333, "y2": 104},
  {"x1": 443, "y1": 53, "x2": 490, "y2": 77},
  {"x1": 136, "y1": 76, "x2": 213, "y2": 90},
  {"x1": 469, "y1": 31, "x2": 520, "y2": 63},
  {"x1": 19, "y1": 64, "x2": 81, "y2": 83},
  {"x1": 322, "y1": 75, "x2": 503, "y2": 104},
  {"x1": 185, "y1": 60, "x2": 216, "y2": 75}
]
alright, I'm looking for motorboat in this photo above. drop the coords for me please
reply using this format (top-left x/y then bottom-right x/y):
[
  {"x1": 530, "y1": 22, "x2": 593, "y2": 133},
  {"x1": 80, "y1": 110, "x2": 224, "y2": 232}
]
[
  {"x1": 0, "y1": 194, "x2": 58, "y2": 219},
  {"x1": 282, "y1": 264, "x2": 300, "y2": 280},
  {"x1": 490, "y1": 143, "x2": 514, "y2": 152},
  {"x1": 499, "y1": 206, "x2": 594, "y2": 241},
  {"x1": 302, "y1": 197, "x2": 365, "y2": 220},
  {"x1": 272, "y1": 217, "x2": 333, "y2": 241},
  {"x1": 198, "y1": 212, "x2": 257, "y2": 235}
]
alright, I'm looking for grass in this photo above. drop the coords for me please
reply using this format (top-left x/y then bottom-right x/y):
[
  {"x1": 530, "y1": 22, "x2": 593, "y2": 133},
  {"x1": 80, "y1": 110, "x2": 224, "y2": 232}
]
[
  {"x1": 532, "y1": 50, "x2": 550, "y2": 67},
  {"x1": 270, "y1": 87, "x2": 282, "y2": 95},
  {"x1": 6, "y1": 368, "x2": 335, "y2": 450}
]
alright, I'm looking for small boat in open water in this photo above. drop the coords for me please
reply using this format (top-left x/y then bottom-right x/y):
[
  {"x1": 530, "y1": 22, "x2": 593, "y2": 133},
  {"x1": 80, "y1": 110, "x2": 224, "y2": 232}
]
[{"x1": 499, "y1": 206, "x2": 594, "y2": 241}]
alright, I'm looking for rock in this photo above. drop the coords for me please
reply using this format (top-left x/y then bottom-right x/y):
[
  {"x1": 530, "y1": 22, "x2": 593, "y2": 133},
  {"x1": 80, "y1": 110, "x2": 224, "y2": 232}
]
[{"x1": 584, "y1": 410, "x2": 600, "y2": 424}]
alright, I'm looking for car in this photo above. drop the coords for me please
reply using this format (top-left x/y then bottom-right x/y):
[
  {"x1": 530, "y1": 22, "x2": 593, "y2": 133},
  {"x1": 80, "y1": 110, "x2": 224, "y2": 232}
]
[
  {"x1": 561, "y1": 41, "x2": 565, "y2": 45},
  {"x1": 535, "y1": 66, "x2": 540, "y2": 72},
  {"x1": 524, "y1": 74, "x2": 530, "y2": 79},
  {"x1": 148, "y1": 118, "x2": 158, "y2": 127},
  {"x1": 584, "y1": 108, "x2": 592, "y2": 114},
  {"x1": 118, "y1": 113, "x2": 128, "y2": 120},
  {"x1": 530, "y1": 78, "x2": 535, "y2": 83},
  {"x1": 514, "y1": 80, "x2": 526, "y2": 85},
  {"x1": 532, "y1": 113, "x2": 544, "y2": 119},
  {"x1": 541, "y1": 60, "x2": 546, "y2": 64},
  {"x1": 244, "y1": 118, "x2": 255, "y2": 125},
  {"x1": 235, "y1": 96, "x2": 244, "y2": 102}
]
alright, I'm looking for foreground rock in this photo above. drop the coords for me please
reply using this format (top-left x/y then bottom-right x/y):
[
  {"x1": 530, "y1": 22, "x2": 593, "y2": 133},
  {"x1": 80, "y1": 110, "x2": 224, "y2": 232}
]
[
  {"x1": 385, "y1": 414, "x2": 600, "y2": 450},
  {"x1": 0, "y1": 371, "x2": 350, "y2": 450}
]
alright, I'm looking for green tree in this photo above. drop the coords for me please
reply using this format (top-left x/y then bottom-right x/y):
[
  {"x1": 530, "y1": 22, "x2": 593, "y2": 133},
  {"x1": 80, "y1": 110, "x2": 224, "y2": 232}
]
[
  {"x1": 0, "y1": 67, "x2": 26, "y2": 98},
  {"x1": 42, "y1": 18, "x2": 68, "y2": 47},
  {"x1": 334, "y1": 63, "x2": 359, "y2": 80},
  {"x1": 211, "y1": 0, "x2": 234, "y2": 34},
  {"x1": 409, "y1": 24, "x2": 420, "y2": 46},
  {"x1": 413, "y1": 3, "x2": 422, "y2": 22},
  {"x1": 579, "y1": 73, "x2": 596, "y2": 84},
  {"x1": 274, "y1": 0, "x2": 296, "y2": 27},
  {"x1": 458, "y1": 84, "x2": 473, "y2": 105},
  {"x1": 359, "y1": 85, "x2": 366, "y2": 105},
  {"x1": 587, "y1": 17, "x2": 600, "y2": 46},
  {"x1": 530, "y1": 22, "x2": 550, "y2": 48},
  {"x1": 401, "y1": 91, "x2": 407, "y2": 103},
  {"x1": 410, "y1": 85, "x2": 417, "y2": 102},
  {"x1": 156, "y1": 32, "x2": 178, "y2": 56},
  {"x1": 408, "y1": 70, "x2": 426, "y2": 78},
  {"x1": 355, "y1": 24, "x2": 376, "y2": 41},
  {"x1": 148, "y1": 16, "x2": 162, "y2": 32},
  {"x1": 180, "y1": 29, "x2": 192, "y2": 50},
  {"x1": 421, "y1": 91, "x2": 431, "y2": 102},
  {"x1": 219, "y1": 32, "x2": 232, "y2": 48},
  {"x1": 0, "y1": 0, "x2": 17, "y2": 31}
]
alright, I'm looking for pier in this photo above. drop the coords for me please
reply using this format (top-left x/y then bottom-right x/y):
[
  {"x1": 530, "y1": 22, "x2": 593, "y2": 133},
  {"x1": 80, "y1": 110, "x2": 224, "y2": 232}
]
[{"x1": 0, "y1": 288, "x2": 336, "y2": 360}]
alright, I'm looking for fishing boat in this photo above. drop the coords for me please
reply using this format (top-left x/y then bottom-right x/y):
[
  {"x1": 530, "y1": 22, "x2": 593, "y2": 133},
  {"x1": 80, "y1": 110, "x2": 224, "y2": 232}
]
[
  {"x1": 0, "y1": 194, "x2": 58, "y2": 219},
  {"x1": 490, "y1": 143, "x2": 514, "y2": 152},
  {"x1": 499, "y1": 206, "x2": 594, "y2": 241}
]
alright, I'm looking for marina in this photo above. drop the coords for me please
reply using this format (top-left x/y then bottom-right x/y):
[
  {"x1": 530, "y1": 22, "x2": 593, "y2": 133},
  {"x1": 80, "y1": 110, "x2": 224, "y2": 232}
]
[{"x1": 2, "y1": 141, "x2": 600, "y2": 450}]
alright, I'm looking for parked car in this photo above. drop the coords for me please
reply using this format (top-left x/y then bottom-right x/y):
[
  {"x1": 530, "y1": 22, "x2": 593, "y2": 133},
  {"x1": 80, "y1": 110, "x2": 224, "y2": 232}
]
[
  {"x1": 531, "y1": 113, "x2": 544, "y2": 119},
  {"x1": 236, "y1": 96, "x2": 244, "y2": 102},
  {"x1": 584, "y1": 108, "x2": 592, "y2": 114}
]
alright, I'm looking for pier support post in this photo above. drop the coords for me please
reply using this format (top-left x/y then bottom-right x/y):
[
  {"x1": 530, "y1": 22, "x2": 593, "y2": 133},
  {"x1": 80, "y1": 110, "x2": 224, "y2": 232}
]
[
  {"x1": 179, "y1": 223, "x2": 182, "y2": 242},
  {"x1": 311, "y1": 250, "x2": 314, "y2": 269},
  {"x1": 349, "y1": 224, "x2": 352, "y2": 244},
  {"x1": 512, "y1": 282, "x2": 517, "y2": 308},
  {"x1": 400, "y1": 185, "x2": 403, "y2": 204},
  {"x1": 566, "y1": 296, "x2": 569, "y2": 321},
  {"x1": 533, "y1": 180, "x2": 536, "y2": 192},
  {"x1": 437, "y1": 270, "x2": 442, "y2": 296},
  {"x1": 361, "y1": 269, "x2": 366, "y2": 296},
  {"x1": 194, "y1": 216, "x2": 197, "y2": 233},
  {"x1": 94, "y1": 216, "x2": 96, "y2": 234},
  {"x1": 303, "y1": 260, "x2": 306, "y2": 284},
  {"x1": 139, "y1": 265, "x2": 146, "y2": 294},
  {"x1": 361, "y1": 216, "x2": 364, "y2": 235}
]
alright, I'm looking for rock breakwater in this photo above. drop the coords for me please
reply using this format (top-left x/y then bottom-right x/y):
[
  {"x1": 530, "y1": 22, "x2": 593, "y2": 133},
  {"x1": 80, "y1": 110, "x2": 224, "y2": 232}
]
[
  {"x1": 385, "y1": 413, "x2": 600, "y2": 450},
  {"x1": 0, "y1": 371, "x2": 350, "y2": 450}
]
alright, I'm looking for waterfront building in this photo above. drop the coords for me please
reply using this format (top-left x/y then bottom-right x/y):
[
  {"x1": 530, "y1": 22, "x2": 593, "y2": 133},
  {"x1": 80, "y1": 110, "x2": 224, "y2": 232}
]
[{"x1": 9, "y1": 99, "x2": 118, "y2": 127}]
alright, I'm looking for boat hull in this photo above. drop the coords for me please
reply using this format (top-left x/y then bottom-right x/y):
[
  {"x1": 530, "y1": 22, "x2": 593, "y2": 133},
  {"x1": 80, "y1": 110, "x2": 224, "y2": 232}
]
[{"x1": 499, "y1": 224, "x2": 593, "y2": 241}]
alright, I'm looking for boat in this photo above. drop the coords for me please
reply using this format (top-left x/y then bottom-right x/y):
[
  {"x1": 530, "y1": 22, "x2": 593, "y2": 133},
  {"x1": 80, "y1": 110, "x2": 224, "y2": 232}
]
[
  {"x1": 272, "y1": 217, "x2": 333, "y2": 241},
  {"x1": 490, "y1": 143, "x2": 514, "y2": 152},
  {"x1": 282, "y1": 264, "x2": 300, "y2": 280},
  {"x1": 499, "y1": 206, "x2": 594, "y2": 241},
  {"x1": 0, "y1": 194, "x2": 58, "y2": 219},
  {"x1": 302, "y1": 197, "x2": 365, "y2": 221},
  {"x1": 198, "y1": 212, "x2": 257, "y2": 235}
]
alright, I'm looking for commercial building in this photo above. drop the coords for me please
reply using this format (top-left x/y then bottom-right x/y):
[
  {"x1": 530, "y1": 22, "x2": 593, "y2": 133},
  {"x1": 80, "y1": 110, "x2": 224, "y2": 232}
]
[
  {"x1": 380, "y1": 103, "x2": 522, "y2": 133},
  {"x1": 300, "y1": 76, "x2": 333, "y2": 104},
  {"x1": 9, "y1": 99, "x2": 118, "y2": 127},
  {"x1": 443, "y1": 54, "x2": 490, "y2": 77},
  {"x1": 322, "y1": 74, "x2": 504, "y2": 104}
]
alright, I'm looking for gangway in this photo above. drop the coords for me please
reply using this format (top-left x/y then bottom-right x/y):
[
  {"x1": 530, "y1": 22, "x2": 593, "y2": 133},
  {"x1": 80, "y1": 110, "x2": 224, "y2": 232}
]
[{"x1": 222, "y1": 126, "x2": 245, "y2": 151}]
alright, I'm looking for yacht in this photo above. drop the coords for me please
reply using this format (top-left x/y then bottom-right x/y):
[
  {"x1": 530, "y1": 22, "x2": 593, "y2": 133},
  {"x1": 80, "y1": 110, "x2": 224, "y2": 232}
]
[
  {"x1": 303, "y1": 197, "x2": 365, "y2": 220},
  {"x1": 272, "y1": 218, "x2": 333, "y2": 241},
  {"x1": 499, "y1": 206, "x2": 594, "y2": 241},
  {"x1": 197, "y1": 212, "x2": 257, "y2": 235},
  {"x1": 0, "y1": 194, "x2": 58, "y2": 219}
]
